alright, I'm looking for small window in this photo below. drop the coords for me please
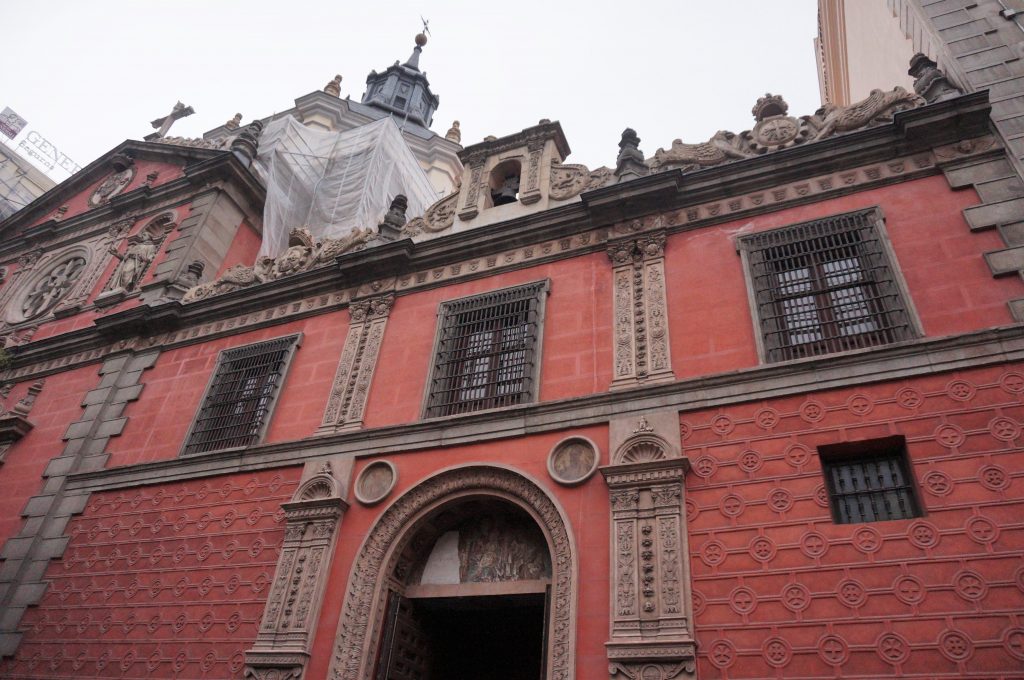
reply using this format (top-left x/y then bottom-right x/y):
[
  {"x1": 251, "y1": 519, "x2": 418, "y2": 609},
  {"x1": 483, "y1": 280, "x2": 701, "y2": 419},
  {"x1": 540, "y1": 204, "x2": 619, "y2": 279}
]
[
  {"x1": 819, "y1": 436, "x2": 922, "y2": 524},
  {"x1": 425, "y1": 281, "x2": 547, "y2": 418},
  {"x1": 182, "y1": 335, "x2": 300, "y2": 455},
  {"x1": 737, "y1": 208, "x2": 916, "y2": 362}
]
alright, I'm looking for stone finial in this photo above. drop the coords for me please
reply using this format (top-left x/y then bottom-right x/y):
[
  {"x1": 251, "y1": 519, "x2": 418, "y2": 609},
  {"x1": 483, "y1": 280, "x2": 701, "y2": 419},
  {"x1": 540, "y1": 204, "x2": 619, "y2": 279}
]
[
  {"x1": 483, "y1": 135, "x2": 498, "y2": 142},
  {"x1": 378, "y1": 194, "x2": 408, "y2": 240},
  {"x1": 231, "y1": 120, "x2": 264, "y2": 167},
  {"x1": 225, "y1": 113, "x2": 243, "y2": 130},
  {"x1": 324, "y1": 75, "x2": 343, "y2": 97},
  {"x1": 615, "y1": 128, "x2": 649, "y2": 181},
  {"x1": 446, "y1": 120, "x2": 461, "y2": 143},
  {"x1": 182, "y1": 261, "x2": 205, "y2": 288},
  {"x1": 752, "y1": 93, "x2": 789, "y2": 122},
  {"x1": 908, "y1": 53, "x2": 961, "y2": 103}
]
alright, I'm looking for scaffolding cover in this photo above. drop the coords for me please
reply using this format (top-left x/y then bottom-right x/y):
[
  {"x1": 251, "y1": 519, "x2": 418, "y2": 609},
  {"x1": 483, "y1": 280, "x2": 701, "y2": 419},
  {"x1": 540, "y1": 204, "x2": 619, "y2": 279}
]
[{"x1": 254, "y1": 115, "x2": 439, "y2": 257}]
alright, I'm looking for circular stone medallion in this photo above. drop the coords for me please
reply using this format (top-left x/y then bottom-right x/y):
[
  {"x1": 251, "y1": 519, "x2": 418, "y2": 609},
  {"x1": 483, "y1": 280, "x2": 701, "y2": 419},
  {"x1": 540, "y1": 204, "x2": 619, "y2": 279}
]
[
  {"x1": 355, "y1": 460, "x2": 397, "y2": 505},
  {"x1": 547, "y1": 436, "x2": 600, "y2": 486}
]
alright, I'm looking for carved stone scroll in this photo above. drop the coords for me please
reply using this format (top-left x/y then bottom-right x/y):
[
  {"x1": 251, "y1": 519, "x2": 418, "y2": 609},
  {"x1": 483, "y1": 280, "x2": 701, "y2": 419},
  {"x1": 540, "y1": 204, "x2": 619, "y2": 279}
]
[
  {"x1": 602, "y1": 412, "x2": 695, "y2": 679},
  {"x1": 318, "y1": 294, "x2": 394, "y2": 434},
  {"x1": 608, "y1": 232, "x2": 674, "y2": 390},
  {"x1": 244, "y1": 460, "x2": 348, "y2": 680}
]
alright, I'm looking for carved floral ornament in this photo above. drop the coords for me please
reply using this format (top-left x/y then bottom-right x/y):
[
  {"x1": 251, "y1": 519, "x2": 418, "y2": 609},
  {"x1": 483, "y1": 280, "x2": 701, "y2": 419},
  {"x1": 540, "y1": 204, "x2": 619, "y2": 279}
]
[{"x1": 649, "y1": 87, "x2": 925, "y2": 172}]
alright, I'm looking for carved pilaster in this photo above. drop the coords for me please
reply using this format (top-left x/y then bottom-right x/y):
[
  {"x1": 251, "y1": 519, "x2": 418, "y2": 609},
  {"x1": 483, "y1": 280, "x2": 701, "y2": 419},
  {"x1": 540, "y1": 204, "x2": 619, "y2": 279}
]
[
  {"x1": 318, "y1": 294, "x2": 394, "y2": 434},
  {"x1": 245, "y1": 461, "x2": 348, "y2": 680},
  {"x1": 458, "y1": 159, "x2": 485, "y2": 221},
  {"x1": 608, "y1": 232, "x2": 674, "y2": 390},
  {"x1": 520, "y1": 140, "x2": 546, "y2": 205},
  {"x1": 602, "y1": 413, "x2": 695, "y2": 680}
]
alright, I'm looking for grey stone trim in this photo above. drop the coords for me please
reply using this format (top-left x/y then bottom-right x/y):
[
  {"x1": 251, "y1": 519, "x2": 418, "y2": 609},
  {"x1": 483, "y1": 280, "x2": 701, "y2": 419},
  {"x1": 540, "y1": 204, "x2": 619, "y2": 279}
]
[
  {"x1": 0, "y1": 349, "x2": 158, "y2": 657},
  {"x1": 937, "y1": 136, "x2": 1024, "y2": 316},
  {"x1": 62, "y1": 324, "x2": 1024, "y2": 495},
  {"x1": 893, "y1": 0, "x2": 1024, "y2": 180}
]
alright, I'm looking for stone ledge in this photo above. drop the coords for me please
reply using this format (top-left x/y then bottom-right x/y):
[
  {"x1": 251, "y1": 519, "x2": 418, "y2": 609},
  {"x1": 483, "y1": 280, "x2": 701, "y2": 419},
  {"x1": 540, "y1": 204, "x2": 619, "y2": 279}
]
[
  {"x1": 64, "y1": 324, "x2": 1024, "y2": 494},
  {"x1": 964, "y1": 196, "x2": 1024, "y2": 231}
]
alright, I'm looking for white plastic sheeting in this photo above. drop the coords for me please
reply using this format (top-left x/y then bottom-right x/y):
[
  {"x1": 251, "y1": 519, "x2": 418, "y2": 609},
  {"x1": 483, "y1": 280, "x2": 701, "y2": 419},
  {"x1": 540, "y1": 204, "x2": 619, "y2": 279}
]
[{"x1": 254, "y1": 115, "x2": 439, "y2": 257}]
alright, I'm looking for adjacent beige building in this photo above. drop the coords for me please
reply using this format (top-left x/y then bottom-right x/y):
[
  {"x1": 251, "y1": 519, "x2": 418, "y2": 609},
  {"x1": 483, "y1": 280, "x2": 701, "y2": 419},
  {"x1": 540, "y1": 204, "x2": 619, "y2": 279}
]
[{"x1": 0, "y1": 143, "x2": 54, "y2": 221}]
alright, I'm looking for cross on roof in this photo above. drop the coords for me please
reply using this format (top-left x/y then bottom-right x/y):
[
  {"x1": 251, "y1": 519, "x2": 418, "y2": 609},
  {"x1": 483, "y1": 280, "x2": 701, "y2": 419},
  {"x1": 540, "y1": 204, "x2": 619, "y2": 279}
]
[
  {"x1": 420, "y1": 16, "x2": 431, "y2": 36},
  {"x1": 144, "y1": 101, "x2": 195, "y2": 141}
]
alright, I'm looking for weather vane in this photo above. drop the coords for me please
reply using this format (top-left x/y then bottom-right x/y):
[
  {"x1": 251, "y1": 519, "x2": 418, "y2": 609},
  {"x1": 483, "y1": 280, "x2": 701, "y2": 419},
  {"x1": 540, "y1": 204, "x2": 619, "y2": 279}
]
[{"x1": 420, "y1": 16, "x2": 431, "y2": 37}]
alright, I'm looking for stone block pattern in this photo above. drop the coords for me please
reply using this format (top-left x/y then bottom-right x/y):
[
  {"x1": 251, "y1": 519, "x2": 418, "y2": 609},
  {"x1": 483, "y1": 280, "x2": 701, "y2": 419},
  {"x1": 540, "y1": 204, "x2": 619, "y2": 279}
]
[
  {"x1": 0, "y1": 467, "x2": 300, "y2": 679},
  {"x1": 681, "y1": 363, "x2": 1024, "y2": 679}
]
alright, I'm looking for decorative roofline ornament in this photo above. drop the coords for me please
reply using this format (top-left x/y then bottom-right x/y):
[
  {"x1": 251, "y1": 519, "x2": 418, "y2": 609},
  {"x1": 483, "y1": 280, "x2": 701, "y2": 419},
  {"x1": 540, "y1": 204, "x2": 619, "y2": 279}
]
[
  {"x1": 182, "y1": 226, "x2": 372, "y2": 302},
  {"x1": 324, "y1": 75, "x2": 343, "y2": 97},
  {"x1": 650, "y1": 86, "x2": 926, "y2": 173},
  {"x1": 909, "y1": 53, "x2": 961, "y2": 104}
]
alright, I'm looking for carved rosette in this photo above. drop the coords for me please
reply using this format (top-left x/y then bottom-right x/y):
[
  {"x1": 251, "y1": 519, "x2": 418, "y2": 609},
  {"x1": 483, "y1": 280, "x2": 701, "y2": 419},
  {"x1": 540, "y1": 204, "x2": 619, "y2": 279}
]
[
  {"x1": 602, "y1": 417, "x2": 696, "y2": 680},
  {"x1": 244, "y1": 462, "x2": 347, "y2": 680},
  {"x1": 607, "y1": 232, "x2": 674, "y2": 389},
  {"x1": 318, "y1": 294, "x2": 394, "y2": 434}
]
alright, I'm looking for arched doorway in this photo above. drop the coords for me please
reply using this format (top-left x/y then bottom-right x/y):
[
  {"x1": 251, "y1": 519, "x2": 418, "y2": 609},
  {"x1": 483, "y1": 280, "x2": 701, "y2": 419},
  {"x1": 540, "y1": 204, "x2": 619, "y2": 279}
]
[{"x1": 328, "y1": 466, "x2": 577, "y2": 680}]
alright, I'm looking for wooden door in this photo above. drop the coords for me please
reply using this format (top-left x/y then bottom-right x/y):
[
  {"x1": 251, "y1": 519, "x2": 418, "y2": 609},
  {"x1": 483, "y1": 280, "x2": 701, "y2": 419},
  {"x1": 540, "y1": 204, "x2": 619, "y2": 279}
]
[{"x1": 375, "y1": 591, "x2": 431, "y2": 680}]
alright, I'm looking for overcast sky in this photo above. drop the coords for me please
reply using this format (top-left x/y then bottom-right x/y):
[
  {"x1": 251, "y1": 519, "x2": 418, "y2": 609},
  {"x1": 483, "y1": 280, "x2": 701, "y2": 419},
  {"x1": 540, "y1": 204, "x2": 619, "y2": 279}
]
[{"x1": 4, "y1": 0, "x2": 828, "y2": 179}]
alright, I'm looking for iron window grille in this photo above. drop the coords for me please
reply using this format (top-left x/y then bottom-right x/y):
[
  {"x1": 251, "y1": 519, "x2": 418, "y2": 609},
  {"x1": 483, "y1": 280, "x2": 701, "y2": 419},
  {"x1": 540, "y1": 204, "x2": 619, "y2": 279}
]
[
  {"x1": 425, "y1": 281, "x2": 547, "y2": 418},
  {"x1": 738, "y1": 208, "x2": 915, "y2": 363},
  {"x1": 819, "y1": 437, "x2": 922, "y2": 524},
  {"x1": 182, "y1": 335, "x2": 300, "y2": 456}
]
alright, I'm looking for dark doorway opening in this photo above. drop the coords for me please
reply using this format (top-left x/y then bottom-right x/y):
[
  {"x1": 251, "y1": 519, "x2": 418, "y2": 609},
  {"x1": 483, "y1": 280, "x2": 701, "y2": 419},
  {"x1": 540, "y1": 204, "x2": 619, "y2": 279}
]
[{"x1": 378, "y1": 591, "x2": 547, "y2": 680}]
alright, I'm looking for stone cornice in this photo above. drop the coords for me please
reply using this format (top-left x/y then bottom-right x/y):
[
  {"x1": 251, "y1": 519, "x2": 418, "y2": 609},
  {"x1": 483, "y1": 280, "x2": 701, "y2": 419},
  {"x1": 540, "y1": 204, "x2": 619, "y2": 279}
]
[
  {"x1": 0, "y1": 94, "x2": 997, "y2": 378},
  {"x1": 64, "y1": 323, "x2": 1024, "y2": 493}
]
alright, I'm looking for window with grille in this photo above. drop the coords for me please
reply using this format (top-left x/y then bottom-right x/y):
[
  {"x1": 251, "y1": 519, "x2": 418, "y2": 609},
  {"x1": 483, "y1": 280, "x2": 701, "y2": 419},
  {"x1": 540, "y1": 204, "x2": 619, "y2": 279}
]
[
  {"x1": 819, "y1": 437, "x2": 922, "y2": 524},
  {"x1": 182, "y1": 335, "x2": 299, "y2": 455},
  {"x1": 738, "y1": 208, "x2": 915, "y2": 363},
  {"x1": 425, "y1": 281, "x2": 547, "y2": 418}
]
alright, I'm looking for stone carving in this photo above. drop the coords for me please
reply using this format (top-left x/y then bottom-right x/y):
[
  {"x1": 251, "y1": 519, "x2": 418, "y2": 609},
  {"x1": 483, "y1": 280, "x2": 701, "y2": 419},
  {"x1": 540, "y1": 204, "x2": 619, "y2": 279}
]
[
  {"x1": 548, "y1": 436, "x2": 600, "y2": 485},
  {"x1": 808, "y1": 87, "x2": 923, "y2": 140},
  {"x1": 327, "y1": 465, "x2": 576, "y2": 680},
  {"x1": 354, "y1": 460, "x2": 397, "y2": 505},
  {"x1": 445, "y1": 120, "x2": 461, "y2": 143},
  {"x1": 104, "y1": 214, "x2": 175, "y2": 293},
  {"x1": 324, "y1": 75, "x2": 343, "y2": 97},
  {"x1": 88, "y1": 154, "x2": 136, "y2": 206},
  {"x1": 549, "y1": 161, "x2": 614, "y2": 201},
  {"x1": 183, "y1": 227, "x2": 372, "y2": 302},
  {"x1": 401, "y1": 190, "x2": 458, "y2": 236},
  {"x1": 650, "y1": 87, "x2": 925, "y2": 172},
  {"x1": 909, "y1": 53, "x2": 961, "y2": 104},
  {"x1": 20, "y1": 254, "x2": 88, "y2": 320},
  {"x1": 154, "y1": 135, "x2": 228, "y2": 150},
  {"x1": 459, "y1": 511, "x2": 550, "y2": 582},
  {"x1": 244, "y1": 461, "x2": 346, "y2": 680},
  {"x1": 1, "y1": 325, "x2": 37, "y2": 349},
  {"x1": 609, "y1": 660, "x2": 696, "y2": 680},
  {"x1": 318, "y1": 294, "x2": 394, "y2": 433},
  {"x1": 0, "y1": 379, "x2": 43, "y2": 464},
  {"x1": 607, "y1": 233, "x2": 674, "y2": 389},
  {"x1": 615, "y1": 128, "x2": 649, "y2": 180}
]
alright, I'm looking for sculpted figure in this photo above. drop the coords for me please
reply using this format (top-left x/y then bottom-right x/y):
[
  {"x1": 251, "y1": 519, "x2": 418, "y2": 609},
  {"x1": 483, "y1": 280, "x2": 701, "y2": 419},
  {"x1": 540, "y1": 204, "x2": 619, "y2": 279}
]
[
  {"x1": 650, "y1": 130, "x2": 751, "y2": 171},
  {"x1": 807, "y1": 86, "x2": 925, "y2": 140},
  {"x1": 107, "y1": 232, "x2": 159, "y2": 291}
]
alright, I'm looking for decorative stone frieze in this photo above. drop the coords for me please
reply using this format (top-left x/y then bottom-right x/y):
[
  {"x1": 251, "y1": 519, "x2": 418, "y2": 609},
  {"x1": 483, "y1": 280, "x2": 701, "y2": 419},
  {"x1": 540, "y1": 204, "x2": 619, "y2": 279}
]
[
  {"x1": 602, "y1": 411, "x2": 695, "y2": 680},
  {"x1": 244, "y1": 458, "x2": 349, "y2": 680},
  {"x1": 608, "y1": 232, "x2": 674, "y2": 390},
  {"x1": 318, "y1": 293, "x2": 394, "y2": 434}
]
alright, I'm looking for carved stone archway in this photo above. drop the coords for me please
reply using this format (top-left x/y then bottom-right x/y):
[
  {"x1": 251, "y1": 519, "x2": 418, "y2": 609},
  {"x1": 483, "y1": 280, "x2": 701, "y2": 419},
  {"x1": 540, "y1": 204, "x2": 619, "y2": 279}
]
[{"x1": 328, "y1": 465, "x2": 578, "y2": 680}]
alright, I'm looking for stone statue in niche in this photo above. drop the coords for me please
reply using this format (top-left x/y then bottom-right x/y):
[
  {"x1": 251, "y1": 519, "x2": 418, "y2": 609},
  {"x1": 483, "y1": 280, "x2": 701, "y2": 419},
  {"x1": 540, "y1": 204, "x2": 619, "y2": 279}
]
[
  {"x1": 107, "y1": 230, "x2": 159, "y2": 292},
  {"x1": 458, "y1": 512, "x2": 550, "y2": 582}
]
